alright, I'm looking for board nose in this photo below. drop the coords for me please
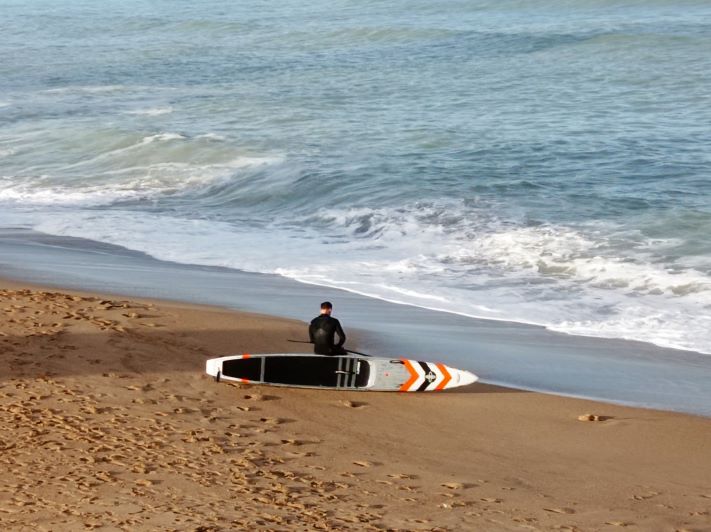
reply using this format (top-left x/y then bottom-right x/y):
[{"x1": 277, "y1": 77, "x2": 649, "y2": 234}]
[{"x1": 457, "y1": 370, "x2": 478, "y2": 386}]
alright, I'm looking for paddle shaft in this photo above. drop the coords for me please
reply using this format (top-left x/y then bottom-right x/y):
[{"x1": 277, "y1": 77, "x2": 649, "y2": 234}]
[{"x1": 287, "y1": 339, "x2": 371, "y2": 357}]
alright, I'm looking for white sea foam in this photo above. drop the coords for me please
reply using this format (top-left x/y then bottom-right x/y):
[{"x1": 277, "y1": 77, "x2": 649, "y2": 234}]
[
  {"x1": 140, "y1": 132, "x2": 186, "y2": 143},
  {"x1": 440, "y1": 224, "x2": 711, "y2": 298},
  {"x1": 43, "y1": 85, "x2": 129, "y2": 94},
  {"x1": 0, "y1": 155, "x2": 280, "y2": 207},
  {"x1": 125, "y1": 107, "x2": 174, "y2": 116},
  {"x1": 15, "y1": 203, "x2": 711, "y2": 356}
]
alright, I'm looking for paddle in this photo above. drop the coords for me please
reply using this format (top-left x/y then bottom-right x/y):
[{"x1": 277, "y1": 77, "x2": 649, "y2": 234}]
[
  {"x1": 287, "y1": 339, "x2": 372, "y2": 357},
  {"x1": 344, "y1": 348, "x2": 372, "y2": 357}
]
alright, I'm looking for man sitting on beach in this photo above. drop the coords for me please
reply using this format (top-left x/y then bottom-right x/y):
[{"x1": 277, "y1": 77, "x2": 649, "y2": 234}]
[{"x1": 309, "y1": 301, "x2": 347, "y2": 356}]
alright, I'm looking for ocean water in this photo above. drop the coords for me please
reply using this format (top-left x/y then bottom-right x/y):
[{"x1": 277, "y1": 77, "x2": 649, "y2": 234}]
[{"x1": 2, "y1": 0, "x2": 711, "y2": 355}]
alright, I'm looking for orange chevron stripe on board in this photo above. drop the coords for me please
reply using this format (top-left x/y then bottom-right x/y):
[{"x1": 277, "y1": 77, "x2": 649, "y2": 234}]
[
  {"x1": 435, "y1": 363, "x2": 452, "y2": 391},
  {"x1": 400, "y1": 359, "x2": 420, "y2": 392}
]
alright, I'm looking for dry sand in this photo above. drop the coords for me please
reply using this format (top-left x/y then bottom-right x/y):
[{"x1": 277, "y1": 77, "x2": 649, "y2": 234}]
[{"x1": 1, "y1": 279, "x2": 710, "y2": 531}]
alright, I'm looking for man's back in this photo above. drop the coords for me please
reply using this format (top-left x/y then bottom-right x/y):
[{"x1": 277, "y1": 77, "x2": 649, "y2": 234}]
[{"x1": 309, "y1": 314, "x2": 346, "y2": 356}]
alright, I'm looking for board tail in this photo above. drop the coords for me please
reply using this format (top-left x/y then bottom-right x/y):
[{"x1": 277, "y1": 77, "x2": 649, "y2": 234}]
[{"x1": 205, "y1": 358, "x2": 221, "y2": 378}]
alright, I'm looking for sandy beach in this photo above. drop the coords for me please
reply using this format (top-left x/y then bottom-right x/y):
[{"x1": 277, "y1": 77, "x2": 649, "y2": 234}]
[
  {"x1": 3, "y1": 2, "x2": 711, "y2": 530},
  {"x1": 1, "y1": 278, "x2": 710, "y2": 531}
]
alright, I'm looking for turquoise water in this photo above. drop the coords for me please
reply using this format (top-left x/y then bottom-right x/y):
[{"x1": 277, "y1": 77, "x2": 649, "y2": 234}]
[{"x1": 2, "y1": 0, "x2": 711, "y2": 354}]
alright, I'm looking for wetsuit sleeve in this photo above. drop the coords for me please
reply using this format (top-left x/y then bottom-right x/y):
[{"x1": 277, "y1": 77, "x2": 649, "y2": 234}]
[
  {"x1": 308, "y1": 320, "x2": 316, "y2": 344},
  {"x1": 335, "y1": 319, "x2": 346, "y2": 347}
]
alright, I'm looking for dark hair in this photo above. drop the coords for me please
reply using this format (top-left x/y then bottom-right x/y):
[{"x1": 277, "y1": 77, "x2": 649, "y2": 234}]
[{"x1": 320, "y1": 301, "x2": 333, "y2": 309}]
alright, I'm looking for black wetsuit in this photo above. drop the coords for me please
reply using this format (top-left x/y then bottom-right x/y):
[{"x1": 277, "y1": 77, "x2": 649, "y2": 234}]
[{"x1": 308, "y1": 314, "x2": 346, "y2": 356}]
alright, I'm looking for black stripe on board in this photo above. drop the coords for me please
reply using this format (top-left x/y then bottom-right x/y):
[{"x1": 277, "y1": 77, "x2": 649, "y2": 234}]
[{"x1": 417, "y1": 362, "x2": 432, "y2": 392}]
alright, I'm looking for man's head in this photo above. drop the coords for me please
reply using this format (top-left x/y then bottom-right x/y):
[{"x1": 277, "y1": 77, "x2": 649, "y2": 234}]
[{"x1": 320, "y1": 301, "x2": 333, "y2": 315}]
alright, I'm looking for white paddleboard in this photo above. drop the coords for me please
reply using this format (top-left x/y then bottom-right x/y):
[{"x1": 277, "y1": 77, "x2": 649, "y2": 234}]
[{"x1": 205, "y1": 353, "x2": 477, "y2": 392}]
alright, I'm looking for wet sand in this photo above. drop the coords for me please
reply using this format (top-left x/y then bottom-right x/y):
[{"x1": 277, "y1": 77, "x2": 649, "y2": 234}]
[{"x1": 1, "y1": 279, "x2": 710, "y2": 531}]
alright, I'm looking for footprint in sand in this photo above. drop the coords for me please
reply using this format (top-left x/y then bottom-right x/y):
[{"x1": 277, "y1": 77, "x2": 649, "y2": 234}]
[
  {"x1": 173, "y1": 407, "x2": 198, "y2": 414},
  {"x1": 353, "y1": 460, "x2": 376, "y2": 468},
  {"x1": 164, "y1": 393, "x2": 186, "y2": 402},
  {"x1": 577, "y1": 414, "x2": 612, "y2": 422},
  {"x1": 630, "y1": 491, "x2": 659, "y2": 501},
  {"x1": 280, "y1": 439, "x2": 320, "y2": 446},
  {"x1": 337, "y1": 400, "x2": 368, "y2": 409},
  {"x1": 259, "y1": 416, "x2": 294, "y2": 425},
  {"x1": 284, "y1": 451, "x2": 315, "y2": 459},
  {"x1": 441, "y1": 482, "x2": 470, "y2": 490},
  {"x1": 244, "y1": 393, "x2": 279, "y2": 401},
  {"x1": 543, "y1": 507, "x2": 576, "y2": 514},
  {"x1": 388, "y1": 473, "x2": 418, "y2": 480},
  {"x1": 605, "y1": 521, "x2": 633, "y2": 527}
]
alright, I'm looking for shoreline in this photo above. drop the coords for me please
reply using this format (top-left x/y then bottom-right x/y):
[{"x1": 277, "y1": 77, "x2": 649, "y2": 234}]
[
  {"x1": 2, "y1": 270, "x2": 709, "y2": 421},
  {"x1": 2, "y1": 278, "x2": 710, "y2": 530},
  {"x1": 1, "y1": 274, "x2": 707, "y2": 419},
  {"x1": 1, "y1": 227, "x2": 711, "y2": 417}
]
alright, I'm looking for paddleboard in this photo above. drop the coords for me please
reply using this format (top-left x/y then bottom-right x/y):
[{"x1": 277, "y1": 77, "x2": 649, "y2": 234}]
[{"x1": 205, "y1": 353, "x2": 478, "y2": 392}]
